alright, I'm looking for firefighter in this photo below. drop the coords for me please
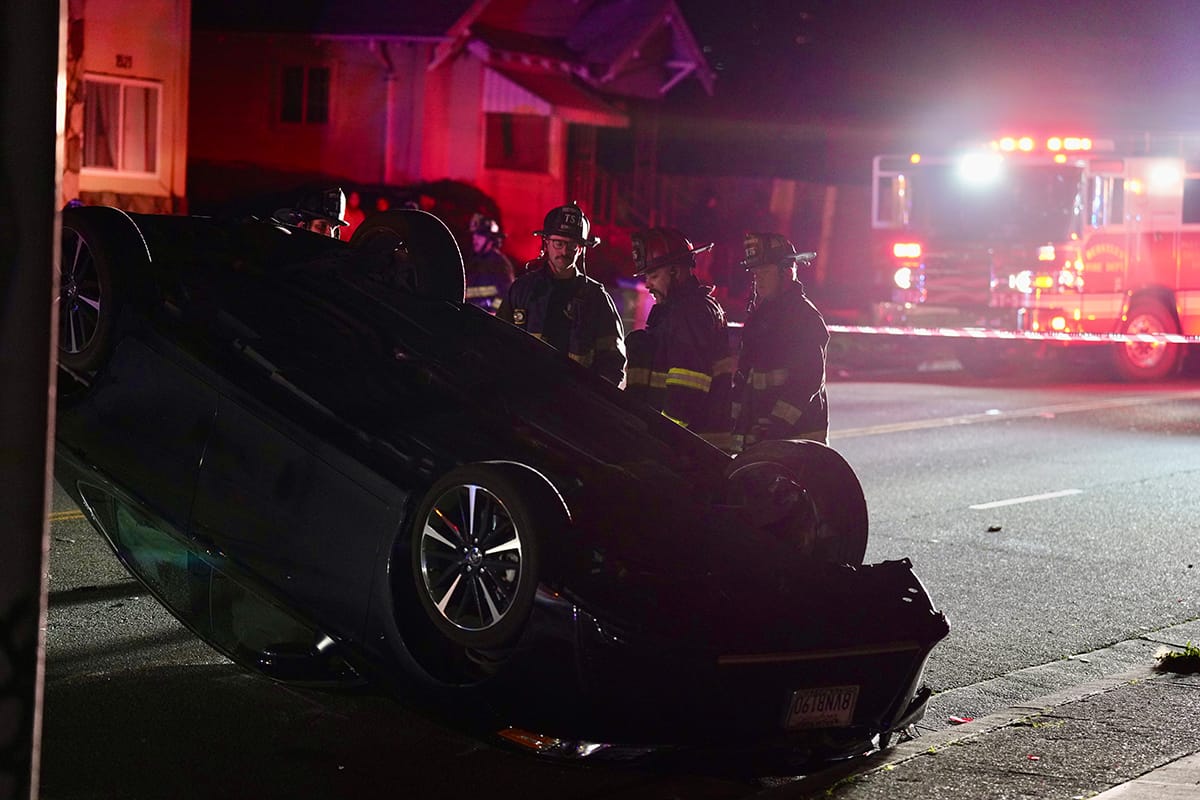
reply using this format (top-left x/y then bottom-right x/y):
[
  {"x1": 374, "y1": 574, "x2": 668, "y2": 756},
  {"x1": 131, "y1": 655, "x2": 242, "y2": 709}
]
[
  {"x1": 464, "y1": 212, "x2": 515, "y2": 314},
  {"x1": 731, "y1": 232, "x2": 829, "y2": 450},
  {"x1": 498, "y1": 202, "x2": 626, "y2": 387},
  {"x1": 626, "y1": 227, "x2": 732, "y2": 443},
  {"x1": 274, "y1": 186, "x2": 349, "y2": 239}
]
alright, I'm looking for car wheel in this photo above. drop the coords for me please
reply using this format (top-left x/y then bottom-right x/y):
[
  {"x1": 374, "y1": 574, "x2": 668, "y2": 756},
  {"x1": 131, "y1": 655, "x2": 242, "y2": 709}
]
[
  {"x1": 57, "y1": 206, "x2": 147, "y2": 378},
  {"x1": 725, "y1": 440, "x2": 868, "y2": 565},
  {"x1": 349, "y1": 209, "x2": 465, "y2": 303},
  {"x1": 411, "y1": 463, "x2": 563, "y2": 651},
  {"x1": 1112, "y1": 299, "x2": 1181, "y2": 381}
]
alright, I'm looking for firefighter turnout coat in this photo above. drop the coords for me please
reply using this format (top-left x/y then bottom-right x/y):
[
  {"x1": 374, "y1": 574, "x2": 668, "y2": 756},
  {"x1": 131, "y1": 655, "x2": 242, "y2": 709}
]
[
  {"x1": 464, "y1": 249, "x2": 515, "y2": 313},
  {"x1": 625, "y1": 279, "x2": 732, "y2": 437},
  {"x1": 732, "y1": 280, "x2": 829, "y2": 449},
  {"x1": 498, "y1": 265, "x2": 627, "y2": 387}
]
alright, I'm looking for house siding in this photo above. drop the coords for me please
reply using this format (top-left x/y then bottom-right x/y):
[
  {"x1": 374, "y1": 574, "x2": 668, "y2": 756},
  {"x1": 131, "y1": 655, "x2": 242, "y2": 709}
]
[
  {"x1": 190, "y1": 32, "x2": 439, "y2": 186},
  {"x1": 74, "y1": 0, "x2": 190, "y2": 212}
]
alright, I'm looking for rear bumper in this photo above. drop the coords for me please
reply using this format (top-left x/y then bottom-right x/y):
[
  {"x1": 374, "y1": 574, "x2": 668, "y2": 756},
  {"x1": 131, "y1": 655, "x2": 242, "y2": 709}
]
[{"x1": 530, "y1": 559, "x2": 949, "y2": 757}]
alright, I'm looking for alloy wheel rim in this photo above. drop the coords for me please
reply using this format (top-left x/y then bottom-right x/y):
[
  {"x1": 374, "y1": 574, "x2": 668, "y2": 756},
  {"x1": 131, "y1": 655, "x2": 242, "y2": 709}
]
[
  {"x1": 418, "y1": 483, "x2": 522, "y2": 632},
  {"x1": 59, "y1": 229, "x2": 101, "y2": 355}
]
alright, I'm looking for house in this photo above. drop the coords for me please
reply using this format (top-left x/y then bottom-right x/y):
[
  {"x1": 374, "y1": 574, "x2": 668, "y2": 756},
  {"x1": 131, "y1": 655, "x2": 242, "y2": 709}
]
[
  {"x1": 56, "y1": 0, "x2": 894, "y2": 323},
  {"x1": 64, "y1": 0, "x2": 191, "y2": 213},
  {"x1": 59, "y1": 0, "x2": 853, "y2": 315},
  {"x1": 188, "y1": 0, "x2": 714, "y2": 263}
]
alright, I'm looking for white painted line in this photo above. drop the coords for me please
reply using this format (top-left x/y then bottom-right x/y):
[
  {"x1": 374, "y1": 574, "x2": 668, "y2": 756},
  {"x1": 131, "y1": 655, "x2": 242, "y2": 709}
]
[
  {"x1": 969, "y1": 489, "x2": 1083, "y2": 510},
  {"x1": 833, "y1": 389, "x2": 1200, "y2": 439}
]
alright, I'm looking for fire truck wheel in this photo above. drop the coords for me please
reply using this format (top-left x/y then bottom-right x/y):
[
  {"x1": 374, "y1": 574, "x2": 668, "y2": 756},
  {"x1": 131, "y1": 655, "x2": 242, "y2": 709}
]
[{"x1": 1113, "y1": 299, "x2": 1182, "y2": 381}]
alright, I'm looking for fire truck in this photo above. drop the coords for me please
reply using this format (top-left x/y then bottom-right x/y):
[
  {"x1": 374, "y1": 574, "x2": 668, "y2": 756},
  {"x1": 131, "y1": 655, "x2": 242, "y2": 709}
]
[{"x1": 871, "y1": 132, "x2": 1200, "y2": 380}]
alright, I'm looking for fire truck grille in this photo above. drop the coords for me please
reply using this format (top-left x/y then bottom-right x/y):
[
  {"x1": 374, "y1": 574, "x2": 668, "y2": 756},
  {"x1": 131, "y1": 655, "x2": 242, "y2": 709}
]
[{"x1": 922, "y1": 253, "x2": 991, "y2": 306}]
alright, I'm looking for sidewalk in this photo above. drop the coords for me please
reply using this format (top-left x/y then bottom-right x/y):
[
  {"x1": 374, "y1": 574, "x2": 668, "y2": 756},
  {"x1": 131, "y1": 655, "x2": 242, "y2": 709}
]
[{"x1": 762, "y1": 661, "x2": 1200, "y2": 799}]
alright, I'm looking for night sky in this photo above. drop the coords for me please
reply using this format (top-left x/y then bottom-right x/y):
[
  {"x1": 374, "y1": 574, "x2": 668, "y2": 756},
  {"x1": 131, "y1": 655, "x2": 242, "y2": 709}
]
[{"x1": 673, "y1": 0, "x2": 1200, "y2": 130}]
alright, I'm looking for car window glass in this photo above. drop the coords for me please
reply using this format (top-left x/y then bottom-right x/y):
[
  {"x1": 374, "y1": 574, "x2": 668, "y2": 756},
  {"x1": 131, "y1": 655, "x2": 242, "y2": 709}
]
[{"x1": 92, "y1": 490, "x2": 359, "y2": 684}]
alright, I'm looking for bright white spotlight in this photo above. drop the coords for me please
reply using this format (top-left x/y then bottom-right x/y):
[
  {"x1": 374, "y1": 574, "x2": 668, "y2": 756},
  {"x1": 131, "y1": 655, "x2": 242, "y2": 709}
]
[
  {"x1": 1149, "y1": 162, "x2": 1182, "y2": 193},
  {"x1": 958, "y1": 153, "x2": 1004, "y2": 186},
  {"x1": 1009, "y1": 270, "x2": 1034, "y2": 294}
]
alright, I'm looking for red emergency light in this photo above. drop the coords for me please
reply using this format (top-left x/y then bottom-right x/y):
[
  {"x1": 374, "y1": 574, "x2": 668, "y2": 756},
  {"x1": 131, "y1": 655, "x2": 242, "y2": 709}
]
[
  {"x1": 1047, "y1": 137, "x2": 1093, "y2": 151},
  {"x1": 990, "y1": 136, "x2": 1095, "y2": 154}
]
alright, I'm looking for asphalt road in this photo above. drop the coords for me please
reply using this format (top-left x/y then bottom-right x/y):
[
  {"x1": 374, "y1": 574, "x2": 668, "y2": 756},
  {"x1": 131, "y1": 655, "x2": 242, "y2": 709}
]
[
  {"x1": 38, "y1": 344, "x2": 1200, "y2": 799},
  {"x1": 829, "y1": 353, "x2": 1200, "y2": 701}
]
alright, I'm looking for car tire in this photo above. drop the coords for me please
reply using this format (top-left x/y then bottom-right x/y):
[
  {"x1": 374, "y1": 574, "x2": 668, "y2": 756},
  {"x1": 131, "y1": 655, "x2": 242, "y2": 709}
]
[
  {"x1": 1112, "y1": 298, "x2": 1181, "y2": 381},
  {"x1": 410, "y1": 462, "x2": 564, "y2": 651},
  {"x1": 57, "y1": 206, "x2": 149, "y2": 379},
  {"x1": 725, "y1": 440, "x2": 868, "y2": 565},
  {"x1": 349, "y1": 208, "x2": 466, "y2": 303}
]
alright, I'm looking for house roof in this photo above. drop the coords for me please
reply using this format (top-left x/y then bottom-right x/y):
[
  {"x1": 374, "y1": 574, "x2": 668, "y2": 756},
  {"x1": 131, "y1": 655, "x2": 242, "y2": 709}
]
[
  {"x1": 432, "y1": 0, "x2": 714, "y2": 97},
  {"x1": 486, "y1": 65, "x2": 628, "y2": 127},
  {"x1": 194, "y1": 0, "x2": 713, "y2": 95},
  {"x1": 193, "y1": 0, "x2": 712, "y2": 125},
  {"x1": 566, "y1": 0, "x2": 672, "y2": 68},
  {"x1": 470, "y1": 25, "x2": 582, "y2": 66}
]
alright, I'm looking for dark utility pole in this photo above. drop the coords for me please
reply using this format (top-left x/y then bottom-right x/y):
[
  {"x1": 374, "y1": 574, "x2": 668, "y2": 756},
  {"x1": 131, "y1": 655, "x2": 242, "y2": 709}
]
[{"x1": 0, "y1": 0, "x2": 62, "y2": 797}]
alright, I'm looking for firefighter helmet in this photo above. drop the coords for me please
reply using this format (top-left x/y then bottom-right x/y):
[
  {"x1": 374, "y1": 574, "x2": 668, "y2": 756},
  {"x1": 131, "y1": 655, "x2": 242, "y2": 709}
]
[
  {"x1": 470, "y1": 212, "x2": 505, "y2": 241},
  {"x1": 739, "y1": 232, "x2": 815, "y2": 270},
  {"x1": 631, "y1": 227, "x2": 714, "y2": 277},
  {"x1": 276, "y1": 186, "x2": 348, "y2": 236},
  {"x1": 532, "y1": 201, "x2": 600, "y2": 247}
]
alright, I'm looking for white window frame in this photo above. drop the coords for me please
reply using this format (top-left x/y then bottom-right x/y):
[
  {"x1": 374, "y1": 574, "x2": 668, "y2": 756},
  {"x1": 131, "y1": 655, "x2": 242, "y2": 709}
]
[{"x1": 81, "y1": 73, "x2": 163, "y2": 178}]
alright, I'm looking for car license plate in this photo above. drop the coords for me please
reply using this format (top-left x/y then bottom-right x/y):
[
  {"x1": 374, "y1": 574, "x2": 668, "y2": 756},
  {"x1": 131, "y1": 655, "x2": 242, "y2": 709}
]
[{"x1": 783, "y1": 685, "x2": 859, "y2": 729}]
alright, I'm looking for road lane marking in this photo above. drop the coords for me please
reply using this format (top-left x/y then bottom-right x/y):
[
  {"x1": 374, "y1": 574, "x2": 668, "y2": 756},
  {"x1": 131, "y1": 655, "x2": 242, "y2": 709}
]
[
  {"x1": 50, "y1": 509, "x2": 84, "y2": 522},
  {"x1": 969, "y1": 489, "x2": 1083, "y2": 510},
  {"x1": 833, "y1": 390, "x2": 1200, "y2": 439}
]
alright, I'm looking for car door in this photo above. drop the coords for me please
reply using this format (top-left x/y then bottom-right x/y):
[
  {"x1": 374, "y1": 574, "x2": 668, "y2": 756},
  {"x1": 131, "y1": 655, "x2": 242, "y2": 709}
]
[
  {"x1": 191, "y1": 393, "x2": 404, "y2": 645},
  {"x1": 55, "y1": 335, "x2": 218, "y2": 530}
]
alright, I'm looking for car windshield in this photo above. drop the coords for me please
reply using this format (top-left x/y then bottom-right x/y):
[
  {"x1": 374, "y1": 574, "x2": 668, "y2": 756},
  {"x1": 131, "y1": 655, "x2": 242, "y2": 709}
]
[{"x1": 910, "y1": 162, "x2": 1083, "y2": 244}]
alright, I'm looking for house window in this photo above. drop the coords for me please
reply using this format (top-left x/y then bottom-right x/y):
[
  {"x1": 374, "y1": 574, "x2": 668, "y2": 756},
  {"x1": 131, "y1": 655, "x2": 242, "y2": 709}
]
[
  {"x1": 485, "y1": 113, "x2": 549, "y2": 172},
  {"x1": 82, "y1": 75, "x2": 160, "y2": 175},
  {"x1": 281, "y1": 66, "x2": 330, "y2": 124}
]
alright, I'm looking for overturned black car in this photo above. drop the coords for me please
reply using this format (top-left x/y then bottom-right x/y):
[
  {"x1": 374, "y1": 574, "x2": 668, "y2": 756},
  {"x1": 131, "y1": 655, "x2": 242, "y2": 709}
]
[{"x1": 53, "y1": 204, "x2": 949, "y2": 770}]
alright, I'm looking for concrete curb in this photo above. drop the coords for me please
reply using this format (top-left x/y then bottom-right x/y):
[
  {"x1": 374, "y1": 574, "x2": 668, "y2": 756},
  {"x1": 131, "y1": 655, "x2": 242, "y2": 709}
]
[
  {"x1": 1092, "y1": 750, "x2": 1200, "y2": 799},
  {"x1": 755, "y1": 666, "x2": 1164, "y2": 798},
  {"x1": 755, "y1": 618, "x2": 1200, "y2": 798}
]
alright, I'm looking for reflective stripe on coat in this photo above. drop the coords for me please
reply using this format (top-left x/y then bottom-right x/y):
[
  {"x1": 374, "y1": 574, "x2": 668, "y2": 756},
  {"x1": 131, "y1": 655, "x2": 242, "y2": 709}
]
[
  {"x1": 731, "y1": 280, "x2": 829, "y2": 447},
  {"x1": 625, "y1": 280, "x2": 730, "y2": 434}
]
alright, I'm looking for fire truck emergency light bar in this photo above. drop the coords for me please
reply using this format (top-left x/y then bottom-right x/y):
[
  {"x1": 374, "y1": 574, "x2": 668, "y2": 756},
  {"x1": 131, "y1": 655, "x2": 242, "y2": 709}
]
[{"x1": 991, "y1": 136, "x2": 1102, "y2": 153}]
